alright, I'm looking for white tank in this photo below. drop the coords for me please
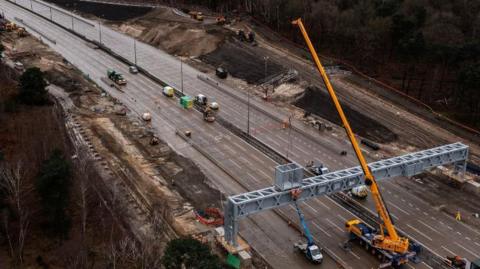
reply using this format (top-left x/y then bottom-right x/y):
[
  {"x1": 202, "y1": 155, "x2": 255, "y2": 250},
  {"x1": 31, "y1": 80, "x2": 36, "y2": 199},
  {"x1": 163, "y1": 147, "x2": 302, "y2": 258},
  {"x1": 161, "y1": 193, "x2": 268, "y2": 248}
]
[
  {"x1": 142, "y1": 113, "x2": 152, "y2": 121},
  {"x1": 351, "y1": 185, "x2": 368, "y2": 198}
]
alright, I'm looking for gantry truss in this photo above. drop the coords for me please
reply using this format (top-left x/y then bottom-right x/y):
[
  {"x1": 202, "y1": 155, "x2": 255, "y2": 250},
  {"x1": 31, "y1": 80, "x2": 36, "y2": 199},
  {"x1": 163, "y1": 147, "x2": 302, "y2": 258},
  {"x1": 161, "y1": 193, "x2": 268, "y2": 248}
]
[{"x1": 224, "y1": 142, "x2": 469, "y2": 245}]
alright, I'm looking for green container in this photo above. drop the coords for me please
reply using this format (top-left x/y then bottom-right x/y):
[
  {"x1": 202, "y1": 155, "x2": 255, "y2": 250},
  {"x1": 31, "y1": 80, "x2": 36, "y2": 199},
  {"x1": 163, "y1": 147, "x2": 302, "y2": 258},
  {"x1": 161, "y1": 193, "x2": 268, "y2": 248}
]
[
  {"x1": 180, "y1": 96, "x2": 193, "y2": 109},
  {"x1": 226, "y1": 254, "x2": 240, "y2": 269}
]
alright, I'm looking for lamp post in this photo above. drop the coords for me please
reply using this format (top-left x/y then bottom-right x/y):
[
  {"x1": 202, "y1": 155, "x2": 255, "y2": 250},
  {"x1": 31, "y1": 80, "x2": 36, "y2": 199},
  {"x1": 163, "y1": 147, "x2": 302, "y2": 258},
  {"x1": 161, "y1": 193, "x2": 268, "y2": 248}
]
[
  {"x1": 98, "y1": 21, "x2": 102, "y2": 44},
  {"x1": 180, "y1": 59, "x2": 184, "y2": 93},
  {"x1": 133, "y1": 39, "x2": 137, "y2": 66},
  {"x1": 264, "y1": 56, "x2": 269, "y2": 98},
  {"x1": 247, "y1": 87, "x2": 250, "y2": 135}
]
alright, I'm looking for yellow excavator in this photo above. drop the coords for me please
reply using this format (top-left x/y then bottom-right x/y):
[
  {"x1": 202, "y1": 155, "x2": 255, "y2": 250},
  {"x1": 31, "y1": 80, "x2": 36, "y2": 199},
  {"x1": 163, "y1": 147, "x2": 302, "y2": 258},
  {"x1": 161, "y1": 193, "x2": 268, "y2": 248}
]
[{"x1": 292, "y1": 19, "x2": 419, "y2": 267}]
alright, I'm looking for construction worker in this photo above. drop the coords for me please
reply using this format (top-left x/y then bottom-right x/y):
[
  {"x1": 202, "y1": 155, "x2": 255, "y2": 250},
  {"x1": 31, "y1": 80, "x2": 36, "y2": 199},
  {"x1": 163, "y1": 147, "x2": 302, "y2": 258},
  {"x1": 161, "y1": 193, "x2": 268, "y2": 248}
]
[{"x1": 455, "y1": 210, "x2": 462, "y2": 221}]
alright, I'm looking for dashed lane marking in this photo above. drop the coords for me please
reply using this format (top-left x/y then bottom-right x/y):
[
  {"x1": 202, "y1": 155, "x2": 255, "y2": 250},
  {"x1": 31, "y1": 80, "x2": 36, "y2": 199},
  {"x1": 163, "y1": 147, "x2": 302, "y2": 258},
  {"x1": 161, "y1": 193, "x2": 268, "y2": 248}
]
[
  {"x1": 312, "y1": 222, "x2": 332, "y2": 238},
  {"x1": 455, "y1": 242, "x2": 480, "y2": 258},
  {"x1": 442, "y1": 246, "x2": 457, "y2": 256},
  {"x1": 388, "y1": 202, "x2": 411, "y2": 216},
  {"x1": 406, "y1": 224, "x2": 432, "y2": 241},
  {"x1": 418, "y1": 220, "x2": 440, "y2": 234},
  {"x1": 326, "y1": 218, "x2": 343, "y2": 233}
]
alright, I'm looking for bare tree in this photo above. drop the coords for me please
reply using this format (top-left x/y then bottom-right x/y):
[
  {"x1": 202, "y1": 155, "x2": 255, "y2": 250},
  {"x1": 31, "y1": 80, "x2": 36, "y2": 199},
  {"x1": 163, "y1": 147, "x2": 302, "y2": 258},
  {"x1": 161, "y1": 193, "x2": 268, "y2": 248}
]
[{"x1": 0, "y1": 161, "x2": 30, "y2": 266}]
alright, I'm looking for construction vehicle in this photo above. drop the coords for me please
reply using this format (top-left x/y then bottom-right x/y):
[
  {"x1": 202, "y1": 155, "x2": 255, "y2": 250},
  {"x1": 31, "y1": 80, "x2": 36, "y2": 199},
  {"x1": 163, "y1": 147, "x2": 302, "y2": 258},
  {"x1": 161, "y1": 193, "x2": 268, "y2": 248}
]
[
  {"x1": 216, "y1": 16, "x2": 226, "y2": 25},
  {"x1": 306, "y1": 161, "x2": 329, "y2": 175},
  {"x1": 446, "y1": 256, "x2": 480, "y2": 269},
  {"x1": 16, "y1": 27, "x2": 26, "y2": 37},
  {"x1": 195, "y1": 94, "x2": 208, "y2": 106},
  {"x1": 203, "y1": 106, "x2": 215, "y2": 122},
  {"x1": 209, "y1": 102, "x2": 219, "y2": 111},
  {"x1": 163, "y1": 86, "x2": 174, "y2": 97},
  {"x1": 107, "y1": 68, "x2": 126, "y2": 86},
  {"x1": 293, "y1": 18, "x2": 419, "y2": 267},
  {"x1": 142, "y1": 113, "x2": 152, "y2": 121},
  {"x1": 129, "y1": 65, "x2": 138, "y2": 74},
  {"x1": 189, "y1": 11, "x2": 204, "y2": 21},
  {"x1": 216, "y1": 67, "x2": 228, "y2": 79},
  {"x1": 5, "y1": 22, "x2": 17, "y2": 31},
  {"x1": 292, "y1": 198, "x2": 323, "y2": 264}
]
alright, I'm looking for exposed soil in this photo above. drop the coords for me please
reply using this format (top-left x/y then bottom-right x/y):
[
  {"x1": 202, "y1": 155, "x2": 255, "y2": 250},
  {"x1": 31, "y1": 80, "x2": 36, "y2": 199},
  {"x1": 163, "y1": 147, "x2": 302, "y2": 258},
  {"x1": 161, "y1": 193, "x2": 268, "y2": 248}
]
[
  {"x1": 294, "y1": 86, "x2": 398, "y2": 143},
  {"x1": 112, "y1": 7, "x2": 229, "y2": 57},
  {"x1": 201, "y1": 39, "x2": 285, "y2": 84},
  {"x1": 46, "y1": 0, "x2": 152, "y2": 20}
]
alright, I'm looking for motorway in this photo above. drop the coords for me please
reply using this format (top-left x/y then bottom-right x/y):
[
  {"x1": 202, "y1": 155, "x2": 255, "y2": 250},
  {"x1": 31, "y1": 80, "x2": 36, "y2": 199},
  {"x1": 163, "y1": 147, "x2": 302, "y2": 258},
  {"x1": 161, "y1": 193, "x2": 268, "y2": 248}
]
[{"x1": 2, "y1": 0, "x2": 479, "y2": 267}]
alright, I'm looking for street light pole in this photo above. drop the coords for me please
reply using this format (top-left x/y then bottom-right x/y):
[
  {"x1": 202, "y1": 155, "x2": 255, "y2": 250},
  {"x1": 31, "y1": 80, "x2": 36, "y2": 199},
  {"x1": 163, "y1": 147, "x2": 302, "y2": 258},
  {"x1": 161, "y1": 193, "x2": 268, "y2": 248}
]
[
  {"x1": 180, "y1": 59, "x2": 184, "y2": 94},
  {"x1": 247, "y1": 87, "x2": 250, "y2": 135},
  {"x1": 264, "y1": 56, "x2": 269, "y2": 98},
  {"x1": 98, "y1": 21, "x2": 102, "y2": 44},
  {"x1": 71, "y1": 16, "x2": 74, "y2": 30},
  {"x1": 133, "y1": 39, "x2": 137, "y2": 66},
  {"x1": 49, "y1": 7, "x2": 52, "y2": 20},
  {"x1": 286, "y1": 115, "x2": 293, "y2": 159},
  {"x1": 30, "y1": 0, "x2": 33, "y2": 10}
]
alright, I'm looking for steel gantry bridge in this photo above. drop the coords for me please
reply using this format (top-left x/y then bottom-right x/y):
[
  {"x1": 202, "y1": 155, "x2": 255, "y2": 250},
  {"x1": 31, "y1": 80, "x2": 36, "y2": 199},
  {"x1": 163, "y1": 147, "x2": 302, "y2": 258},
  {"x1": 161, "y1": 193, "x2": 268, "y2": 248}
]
[{"x1": 224, "y1": 142, "x2": 469, "y2": 245}]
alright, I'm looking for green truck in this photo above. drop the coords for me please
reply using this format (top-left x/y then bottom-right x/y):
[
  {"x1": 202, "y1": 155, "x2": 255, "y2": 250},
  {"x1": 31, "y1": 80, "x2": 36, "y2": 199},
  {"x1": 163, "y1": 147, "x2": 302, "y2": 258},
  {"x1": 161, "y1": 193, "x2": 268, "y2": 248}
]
[{"x1": 107, "y1": 68, "x2": 126, "y2": 86}]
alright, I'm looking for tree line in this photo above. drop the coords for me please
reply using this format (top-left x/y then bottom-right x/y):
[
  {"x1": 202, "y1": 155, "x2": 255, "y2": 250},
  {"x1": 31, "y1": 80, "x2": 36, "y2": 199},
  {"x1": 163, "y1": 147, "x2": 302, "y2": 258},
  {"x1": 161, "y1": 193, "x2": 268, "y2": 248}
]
[{"x1": 162, "y1": 0, "x2": 480, "y2": 128}]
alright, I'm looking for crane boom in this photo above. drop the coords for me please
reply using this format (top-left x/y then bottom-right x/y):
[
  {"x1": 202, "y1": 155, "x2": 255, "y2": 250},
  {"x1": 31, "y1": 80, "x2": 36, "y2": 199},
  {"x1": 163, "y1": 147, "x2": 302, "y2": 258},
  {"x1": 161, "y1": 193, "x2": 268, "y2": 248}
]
[{"x1": 292, "y1": 18, "x2": 409, "y2": 254}]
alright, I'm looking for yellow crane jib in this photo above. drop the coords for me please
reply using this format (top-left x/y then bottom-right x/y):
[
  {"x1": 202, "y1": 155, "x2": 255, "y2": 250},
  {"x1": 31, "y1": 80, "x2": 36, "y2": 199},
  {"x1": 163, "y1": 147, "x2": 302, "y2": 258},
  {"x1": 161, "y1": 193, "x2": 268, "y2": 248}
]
[{"x1": 292, "y1": 18, "x2": 410, "y2": 255}]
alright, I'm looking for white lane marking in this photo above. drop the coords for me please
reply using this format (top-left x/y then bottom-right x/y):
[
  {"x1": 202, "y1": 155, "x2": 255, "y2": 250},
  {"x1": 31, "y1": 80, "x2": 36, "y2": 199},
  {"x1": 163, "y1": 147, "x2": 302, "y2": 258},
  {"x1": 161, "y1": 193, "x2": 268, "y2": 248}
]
[
  {"x1": 446, "y1": 225, "x2": 453, "y2": 230},
  {"x1": 326, "y1": 218, "x2": 343, "y2": 233},
  {"x1": 304, "y1": 203, "x2": 318, "y2": 213},
  {"x1": 465, "y1": 237, "x2": 471, "y2": 241},
  {"x1": 418, "y1": 220, "x2": 440, "y2": 234},
  {"x1": 349, "y1": 250, "x2": 361, "y2": 260},
  {"x1": 406, "y1": 263, "x2": 415, "y2": 269},
  {"x1": 246, "y1": 172, "x2": 260, "y2": 184},
  {"x1": 457, "y1": 232, "x2": 462, "y2": 236},
  {"x1": 442, "y1": 246, "x2": 457, "y2": 256},
  {"x1": 423, "y1": 212, "x2": 428, "y2": 216},
  {"x1": 230, "y1": 159, "x2": 242, "y2": 170},
  {"x1": 324, "y1": 247, "x2": 347, "y2": 266},
  {"x1": 422, "y1": 261, "x2": 433, "y2": 269},
  {"x1": 406, "y1": 224, "x2": 433, "y2": 241},
  {"x1": 258, "y1": 169, "x2": 271, "y2": 180},
  {"x1": 317, "y1": 200, "x2": 331, "y2": 210},
  {"x1": 312, "y1": 222, "x2": 332, "y2": 238},
  {"x1": 455, "y1": 242, "x2": 480, "y2": 258},
  {"x1": 388, "y1": 202, "x2": 411, "y2": 215},
  {"x1": 475, "y1": 242, "x2": 480, "y2": 247},
  {"x1": 337, "y1": 214, "x2": 348, "y2": 222}
]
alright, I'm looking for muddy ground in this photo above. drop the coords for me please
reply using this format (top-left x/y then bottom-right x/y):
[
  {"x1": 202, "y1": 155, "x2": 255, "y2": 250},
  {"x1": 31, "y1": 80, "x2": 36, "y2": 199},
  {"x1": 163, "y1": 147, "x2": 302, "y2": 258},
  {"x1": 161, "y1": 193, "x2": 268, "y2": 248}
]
[
  {"x1": 294, "y1": 86, "x2": 398, "y2": 143},
  {"x1": 201, "y1": 38, "x2": 285, "y2": 84}
]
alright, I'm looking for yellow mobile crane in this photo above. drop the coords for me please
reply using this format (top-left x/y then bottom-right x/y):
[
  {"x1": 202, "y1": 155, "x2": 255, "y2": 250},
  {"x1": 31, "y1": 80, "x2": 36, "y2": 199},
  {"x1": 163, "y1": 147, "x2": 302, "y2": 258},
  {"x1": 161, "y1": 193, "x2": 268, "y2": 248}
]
[{"x1": 292, "y1": 19, "x2": 418, "y2": 267}]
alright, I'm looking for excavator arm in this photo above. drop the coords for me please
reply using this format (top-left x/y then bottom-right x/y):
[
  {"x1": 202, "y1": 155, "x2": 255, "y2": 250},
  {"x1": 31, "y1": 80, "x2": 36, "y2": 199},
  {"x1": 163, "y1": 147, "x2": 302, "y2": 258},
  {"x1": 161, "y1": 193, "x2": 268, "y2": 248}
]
[{"x1": 292, "y1": 18, "x2": 409, "y2": 254}]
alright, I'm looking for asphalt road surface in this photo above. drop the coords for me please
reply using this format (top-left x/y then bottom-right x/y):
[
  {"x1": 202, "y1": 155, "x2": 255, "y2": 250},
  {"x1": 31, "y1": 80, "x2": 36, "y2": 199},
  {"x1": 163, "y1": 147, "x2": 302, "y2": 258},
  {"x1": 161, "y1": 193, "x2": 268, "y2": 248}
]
[{"x1": 2, "y1": 0, "x2": 479, "y2": 267}]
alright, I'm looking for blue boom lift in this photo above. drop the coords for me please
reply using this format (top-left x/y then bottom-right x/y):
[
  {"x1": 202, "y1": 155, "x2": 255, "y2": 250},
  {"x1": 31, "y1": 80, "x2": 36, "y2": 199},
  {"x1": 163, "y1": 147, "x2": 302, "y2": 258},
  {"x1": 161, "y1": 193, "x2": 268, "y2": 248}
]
[{"x1": 292, "y1": 199, "x2": 323, "y2": 264}]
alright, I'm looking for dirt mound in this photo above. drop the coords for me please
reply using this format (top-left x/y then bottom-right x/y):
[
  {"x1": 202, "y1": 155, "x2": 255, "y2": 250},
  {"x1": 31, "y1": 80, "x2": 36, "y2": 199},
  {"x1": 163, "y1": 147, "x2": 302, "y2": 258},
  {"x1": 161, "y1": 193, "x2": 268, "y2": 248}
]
[
  {"x1": 116, "y1": 7, "x2": 228, "y2": 57},
  {"x1": 294, "y1": 86, "x2": 398, "y2": 143},
  {"x1": 140, "y1": 24, "x2": 223, "y2": 57},
  {"x1": 201, "y1": 40, "x2": 285, "y2": 84}
]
